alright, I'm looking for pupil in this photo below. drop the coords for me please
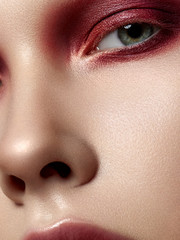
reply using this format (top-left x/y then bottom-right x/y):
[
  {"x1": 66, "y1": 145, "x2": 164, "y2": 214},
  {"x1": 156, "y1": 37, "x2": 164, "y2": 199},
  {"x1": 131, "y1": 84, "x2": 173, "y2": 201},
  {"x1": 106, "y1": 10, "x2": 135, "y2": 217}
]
[{"x1": 125, "y1": 23, "x2": 143, "y2": 39}]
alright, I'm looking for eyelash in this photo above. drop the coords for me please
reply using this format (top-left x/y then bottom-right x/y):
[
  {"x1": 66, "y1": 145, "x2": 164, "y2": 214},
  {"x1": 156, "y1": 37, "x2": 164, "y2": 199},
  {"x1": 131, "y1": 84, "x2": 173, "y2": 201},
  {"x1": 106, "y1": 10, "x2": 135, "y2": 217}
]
[{"x1": 81, "y1": 8, "x2": 179, "y2": 63}]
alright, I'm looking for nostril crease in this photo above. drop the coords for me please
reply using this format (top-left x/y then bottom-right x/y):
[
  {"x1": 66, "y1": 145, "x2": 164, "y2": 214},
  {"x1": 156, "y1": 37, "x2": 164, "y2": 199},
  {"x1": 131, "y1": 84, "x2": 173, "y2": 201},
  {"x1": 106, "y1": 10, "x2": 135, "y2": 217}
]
[
  {"x1": 40, "y1": 162, "x2": 71, "y2": 179},
  {"x1": 8, "y1": 175, "x2": 26, "y2": 192}
]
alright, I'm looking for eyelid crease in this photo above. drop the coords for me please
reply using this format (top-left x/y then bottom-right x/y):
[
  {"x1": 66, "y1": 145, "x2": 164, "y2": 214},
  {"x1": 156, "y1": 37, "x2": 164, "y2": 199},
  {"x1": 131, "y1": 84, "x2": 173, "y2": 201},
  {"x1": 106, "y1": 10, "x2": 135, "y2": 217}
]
[
  {"x1": 84, "y1": 7, "x2": 179, "y2": 42},
  {"x1": 82, "y1": 8, "x2": 180, "y2": 56}
]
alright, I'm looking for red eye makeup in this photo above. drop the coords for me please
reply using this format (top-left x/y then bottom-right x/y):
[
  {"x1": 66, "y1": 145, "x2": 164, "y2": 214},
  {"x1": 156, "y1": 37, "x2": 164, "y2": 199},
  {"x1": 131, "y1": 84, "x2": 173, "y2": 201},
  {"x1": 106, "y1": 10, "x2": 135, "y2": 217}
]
[
  {"x1": 43, "y1": 0, "x2": 180, "y2": 65},
  {"x1": 81, "y1": 8, "x2": 180, "y2": 65}
]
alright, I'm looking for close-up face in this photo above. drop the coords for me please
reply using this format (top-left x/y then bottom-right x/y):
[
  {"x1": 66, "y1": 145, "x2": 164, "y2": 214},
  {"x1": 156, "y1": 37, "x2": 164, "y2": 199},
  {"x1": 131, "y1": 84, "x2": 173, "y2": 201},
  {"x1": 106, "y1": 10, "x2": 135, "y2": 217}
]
[{"x1": 0, "y1": 0, "x2": 179, "y2": 240}]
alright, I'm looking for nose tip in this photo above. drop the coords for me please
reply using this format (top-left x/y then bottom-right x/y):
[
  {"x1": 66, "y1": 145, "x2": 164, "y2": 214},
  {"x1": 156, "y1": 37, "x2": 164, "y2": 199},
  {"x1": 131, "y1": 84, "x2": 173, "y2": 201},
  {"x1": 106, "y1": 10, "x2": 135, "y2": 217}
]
[{"x1": 0, "y1": 133, "x2": 98, "y2": 204}]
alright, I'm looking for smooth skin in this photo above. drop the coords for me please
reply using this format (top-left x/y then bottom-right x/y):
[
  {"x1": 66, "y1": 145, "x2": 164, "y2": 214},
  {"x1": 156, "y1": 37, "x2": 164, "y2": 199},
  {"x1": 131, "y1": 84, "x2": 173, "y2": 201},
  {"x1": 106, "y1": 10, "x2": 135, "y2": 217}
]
[{"x1": 0, "y1": 1, "x2": 179, "y2": 240}]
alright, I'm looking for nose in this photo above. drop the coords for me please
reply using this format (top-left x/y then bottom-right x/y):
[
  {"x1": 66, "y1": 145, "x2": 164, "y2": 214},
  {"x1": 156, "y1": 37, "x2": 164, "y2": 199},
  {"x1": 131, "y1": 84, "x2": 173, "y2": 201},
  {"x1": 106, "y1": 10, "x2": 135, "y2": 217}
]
[{"x1": 0, "y1": 58, "x2": 98, "y2": 205}]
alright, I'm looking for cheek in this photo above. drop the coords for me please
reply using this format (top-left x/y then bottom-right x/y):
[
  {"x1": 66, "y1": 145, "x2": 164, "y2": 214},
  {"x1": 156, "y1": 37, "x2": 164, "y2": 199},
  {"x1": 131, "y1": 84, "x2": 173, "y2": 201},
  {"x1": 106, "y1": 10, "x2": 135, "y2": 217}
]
[
  {"x1": 94, "y1": 64, "x2": 179, "y2": 183},
  {"x1": 73, "y1": 56, "x2": 180, "y2": 187},
  {"x1": 71, "y1": 54, "x2": 180, "y2": 237}
]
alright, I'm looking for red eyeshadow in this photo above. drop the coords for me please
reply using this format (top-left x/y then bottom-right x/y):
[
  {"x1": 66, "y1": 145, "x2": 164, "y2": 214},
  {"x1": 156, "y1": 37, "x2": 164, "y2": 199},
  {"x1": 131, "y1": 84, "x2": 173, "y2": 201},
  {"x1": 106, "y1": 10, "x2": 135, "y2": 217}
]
[{"x1": 41, "y1": 0, "x2": 180, "y2": 61}]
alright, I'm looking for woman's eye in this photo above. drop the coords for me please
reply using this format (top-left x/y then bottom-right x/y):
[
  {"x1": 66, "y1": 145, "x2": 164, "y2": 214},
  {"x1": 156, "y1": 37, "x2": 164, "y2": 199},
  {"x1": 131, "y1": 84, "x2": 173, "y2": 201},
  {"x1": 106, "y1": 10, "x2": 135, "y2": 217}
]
[{"x1": 97, "y1": 23, "x2": 160, "y2": 51}]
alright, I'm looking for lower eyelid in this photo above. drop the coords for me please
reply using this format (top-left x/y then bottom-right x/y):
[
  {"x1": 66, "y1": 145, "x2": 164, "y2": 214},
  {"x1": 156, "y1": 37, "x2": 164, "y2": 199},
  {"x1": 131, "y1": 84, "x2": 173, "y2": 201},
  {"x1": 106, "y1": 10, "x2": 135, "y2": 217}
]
[{"x1": 83, "y1": 29, "x2": 179, "y2": 69}]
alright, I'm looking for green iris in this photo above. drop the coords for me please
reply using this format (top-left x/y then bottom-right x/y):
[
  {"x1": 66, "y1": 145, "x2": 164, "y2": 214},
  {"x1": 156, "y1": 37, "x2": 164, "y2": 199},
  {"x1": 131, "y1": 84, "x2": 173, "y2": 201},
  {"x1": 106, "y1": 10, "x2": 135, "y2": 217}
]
[{"x1": 118, "y1": 23, "x2": 156, "y2": 46}]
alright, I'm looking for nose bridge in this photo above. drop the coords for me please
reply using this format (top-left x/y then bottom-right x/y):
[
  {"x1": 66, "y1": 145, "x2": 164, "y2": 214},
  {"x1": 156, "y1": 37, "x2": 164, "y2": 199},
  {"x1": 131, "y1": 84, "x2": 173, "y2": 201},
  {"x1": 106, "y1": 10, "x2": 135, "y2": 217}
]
[
  {"x1": 9, "y1": 45, "x2": 55, "y2": 132},
  {"x1": 0, "y1": 47, "x2": 59, "y2": 176}
]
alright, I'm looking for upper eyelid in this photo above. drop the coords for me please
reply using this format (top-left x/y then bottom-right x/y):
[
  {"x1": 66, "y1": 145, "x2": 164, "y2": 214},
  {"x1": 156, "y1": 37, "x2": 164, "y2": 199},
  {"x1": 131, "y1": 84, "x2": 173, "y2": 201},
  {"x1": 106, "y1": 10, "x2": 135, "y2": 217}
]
[
  {"x1": 85, "y1": 7, "x2": 172, "y2": 40},
  {"x1": 87, "y1": 7, "x2": 159, "y2": 37},
  {"x1": 85, "y1": 5, "x2": 179, "y2": 39}
]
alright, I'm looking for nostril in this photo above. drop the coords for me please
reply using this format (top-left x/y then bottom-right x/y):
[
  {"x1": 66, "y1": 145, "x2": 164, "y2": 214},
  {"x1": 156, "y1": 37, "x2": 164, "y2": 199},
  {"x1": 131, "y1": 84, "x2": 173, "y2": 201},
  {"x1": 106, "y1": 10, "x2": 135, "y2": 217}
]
[
  {"x1": 40, "y1": 162, "x2": 71, "y2": 179},
  {"x1": 8, "y1": 175, "x2": 26, "y2": 192}
]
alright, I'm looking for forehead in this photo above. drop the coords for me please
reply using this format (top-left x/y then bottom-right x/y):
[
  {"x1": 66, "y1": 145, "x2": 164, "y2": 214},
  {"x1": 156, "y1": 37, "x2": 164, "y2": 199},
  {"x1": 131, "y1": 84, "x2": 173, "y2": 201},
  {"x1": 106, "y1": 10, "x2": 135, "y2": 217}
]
[
  {"x1": 0, "y1": 0, "x2": 68, "y2": 12},
  {"x1": 0, "y1": 0, "x2": 67, "y2": 26}
]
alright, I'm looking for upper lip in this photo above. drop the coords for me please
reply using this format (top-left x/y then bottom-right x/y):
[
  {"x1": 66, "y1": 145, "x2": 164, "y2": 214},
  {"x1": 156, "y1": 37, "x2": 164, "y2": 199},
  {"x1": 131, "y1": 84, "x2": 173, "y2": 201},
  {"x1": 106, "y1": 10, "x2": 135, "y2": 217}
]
[{"x1": 24, "y1": 218, "x2": 135, "y2": 240}]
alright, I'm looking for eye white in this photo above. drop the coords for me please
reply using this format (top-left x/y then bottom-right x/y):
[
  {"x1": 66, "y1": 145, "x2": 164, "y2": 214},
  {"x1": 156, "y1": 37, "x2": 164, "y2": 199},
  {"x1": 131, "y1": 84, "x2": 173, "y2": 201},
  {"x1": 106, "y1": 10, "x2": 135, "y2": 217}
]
[{"x1": 97, "y1": 30, "x2": 125, "y2": 51}]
